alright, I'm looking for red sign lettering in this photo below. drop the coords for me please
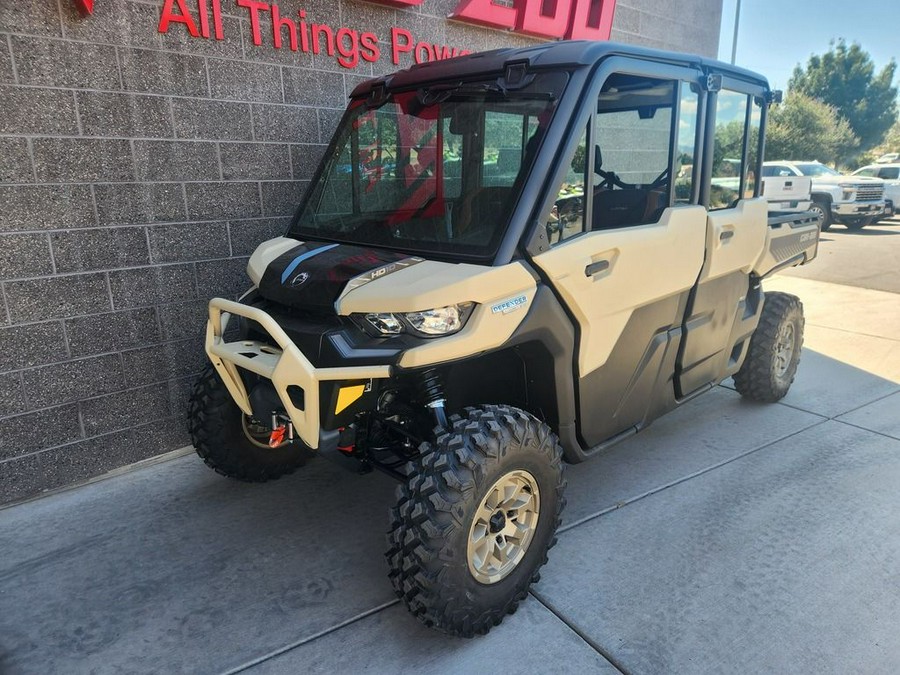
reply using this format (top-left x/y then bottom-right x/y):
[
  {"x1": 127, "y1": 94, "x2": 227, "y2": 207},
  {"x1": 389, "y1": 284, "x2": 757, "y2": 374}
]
[
  {"x1": 446, "y1": 0, "x2": 616, "y2": 40},
  {"x1": 449, "y1": 0, "x2": 516, "y2": 30},
  {"x1": 566, "y1": 0, "x2": 616, "y2": 40},
  {"x1": 74, "y1": 0, "x2": 94, "y2": 14},
  {"x1": 516, "y1": 0, "x2": 573, "y2": 39},
  {"x1": 154, "y1": 0, "x2": 613, "y2": 72}
]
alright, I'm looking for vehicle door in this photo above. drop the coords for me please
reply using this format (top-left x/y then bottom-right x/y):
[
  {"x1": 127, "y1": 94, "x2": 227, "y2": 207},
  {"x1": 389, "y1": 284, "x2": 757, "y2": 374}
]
[
  {"x1": 530, "y1": 59, "x2": 708, "y2": 449},
  {"x1": 876, "y1": 166, "x2": 900, "y2": 209},
  {"x1": 676, "y1": 79, "x2": 770, "y2": 396}
]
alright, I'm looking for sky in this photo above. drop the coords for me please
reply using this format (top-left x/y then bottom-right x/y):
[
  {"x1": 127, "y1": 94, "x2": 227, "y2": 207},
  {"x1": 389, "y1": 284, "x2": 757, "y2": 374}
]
[{"x1": 717, "y1": 0, "x2": 899, "y2": 91}]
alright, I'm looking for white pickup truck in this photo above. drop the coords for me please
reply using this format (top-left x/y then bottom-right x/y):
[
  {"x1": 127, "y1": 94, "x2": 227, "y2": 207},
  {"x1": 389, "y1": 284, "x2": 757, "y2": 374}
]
[{"x1": 763, "y1": 160, "x2": 887, "y2": 231}]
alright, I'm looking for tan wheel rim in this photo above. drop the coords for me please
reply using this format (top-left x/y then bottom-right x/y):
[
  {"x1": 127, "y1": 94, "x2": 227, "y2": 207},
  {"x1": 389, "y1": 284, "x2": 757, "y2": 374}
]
[
  {"x1": 241, "y1": 415, "x2": 288, "y2": 449},
  {"x1": 467, "y1": 469, "x2": 541, "y2": 584},
  {"x1": 774, "y1": 321, "x2": 795, "y2": 379}
]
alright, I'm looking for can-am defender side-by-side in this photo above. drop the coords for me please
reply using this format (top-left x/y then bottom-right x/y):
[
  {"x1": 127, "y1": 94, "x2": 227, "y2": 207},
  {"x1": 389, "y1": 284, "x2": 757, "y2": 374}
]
[{"x1": 189, "y1": 41, "x2": 819, "y2": 636}]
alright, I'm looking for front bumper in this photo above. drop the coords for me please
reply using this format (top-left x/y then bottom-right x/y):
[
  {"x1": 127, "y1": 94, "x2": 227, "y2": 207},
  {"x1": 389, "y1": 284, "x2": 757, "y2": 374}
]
[
  {"x1": 205, "y1": 297, "x2": 391, "y2": 449},
  {"x1": 832, "y1": 201, "x2": 885, "y2": 216}
]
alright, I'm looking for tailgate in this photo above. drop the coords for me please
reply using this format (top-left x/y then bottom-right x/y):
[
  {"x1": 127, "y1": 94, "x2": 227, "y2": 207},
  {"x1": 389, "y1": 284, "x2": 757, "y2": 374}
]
[
  {"x1": 753, "y1": 212, "x2": 820, "y2": 278},
  {"x1": 761, "y1": 175, "x2": 812, "y2": 202}
]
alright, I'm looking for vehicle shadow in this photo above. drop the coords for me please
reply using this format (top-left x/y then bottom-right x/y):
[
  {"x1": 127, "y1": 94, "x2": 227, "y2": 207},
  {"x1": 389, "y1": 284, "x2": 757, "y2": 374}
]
[{"x1": 831, "y1": 223, "x2": 900, "y2": 236}]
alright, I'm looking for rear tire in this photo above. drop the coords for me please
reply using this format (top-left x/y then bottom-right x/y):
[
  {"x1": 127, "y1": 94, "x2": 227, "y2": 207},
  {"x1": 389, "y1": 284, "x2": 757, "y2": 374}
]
[
  {"x1": 188, "y1": 364, "x2": 313, "y2": 481},
  {"x1": 733, "y1": 292, "x2": 804, "y2": 403},
  {"x1": 809, "y1": 200, "x2": 831, "y2": 232},
  {"x1": 386, "y1": 405, "x2": 566, "y2": 637}
]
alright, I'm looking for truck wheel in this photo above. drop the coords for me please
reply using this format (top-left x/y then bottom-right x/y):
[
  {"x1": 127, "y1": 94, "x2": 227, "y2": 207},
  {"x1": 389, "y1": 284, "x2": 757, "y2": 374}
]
[
  {"x1": 733, "y1": 292, "x2": 804, "y2": 403},
  {"x1": 386, "y1": 405, "x2": 566, "y2": 637},
  {"x1": 188, "y1": 364, "x2": 313, "y2": 481},
  {"x1": 808, "y1": 200, "x2": 831, "y2": 232}
]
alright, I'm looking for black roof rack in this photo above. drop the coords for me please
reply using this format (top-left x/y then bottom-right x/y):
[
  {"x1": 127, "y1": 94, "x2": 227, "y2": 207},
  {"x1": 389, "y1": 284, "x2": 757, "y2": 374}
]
[{"x1": 349, "y1": 40, "x2": 769, "y2": 98}]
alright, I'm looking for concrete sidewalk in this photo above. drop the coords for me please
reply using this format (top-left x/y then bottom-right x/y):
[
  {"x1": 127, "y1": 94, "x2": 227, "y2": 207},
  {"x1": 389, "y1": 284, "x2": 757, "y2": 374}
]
[{"x1": 2, "y1": 278, "x2": 898, "y2": 674}]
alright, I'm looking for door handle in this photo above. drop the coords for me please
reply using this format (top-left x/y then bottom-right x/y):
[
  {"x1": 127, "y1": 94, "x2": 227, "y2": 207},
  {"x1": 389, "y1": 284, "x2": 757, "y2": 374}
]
[
  {"x1": 585, "y1": 260, "x2": 610, "y2": 276},
  {"x1": 720, "y1": 229, "x2": 734, "y2": 241}
]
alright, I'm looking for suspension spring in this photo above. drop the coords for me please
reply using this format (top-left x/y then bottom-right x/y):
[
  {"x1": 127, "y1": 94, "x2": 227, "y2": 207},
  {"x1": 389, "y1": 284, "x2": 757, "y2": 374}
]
[{"x1": 417, "y1": 368, "x2": 449, "y2": 430}]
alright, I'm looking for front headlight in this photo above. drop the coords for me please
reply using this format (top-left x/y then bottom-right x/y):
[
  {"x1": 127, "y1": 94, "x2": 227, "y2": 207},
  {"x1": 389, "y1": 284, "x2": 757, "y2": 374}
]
[
  {"x1": 838, "y1": 183, "x2": 856, "y2": 201},
  {"x1": 405, "y1": 303, "x2": 473, "y2": 335},
  {"x1": 357, "y1": 302, "x2": 475, "y2": 337}
]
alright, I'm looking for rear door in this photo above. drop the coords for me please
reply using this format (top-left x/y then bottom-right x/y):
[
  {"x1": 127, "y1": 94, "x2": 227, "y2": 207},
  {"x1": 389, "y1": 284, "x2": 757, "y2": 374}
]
[
  {"x1": 676, "y1": 82, "x2": 771, "y2": 396},
  {"x1": 531, "y1": 59, "x2": 708, "y2": 449}
]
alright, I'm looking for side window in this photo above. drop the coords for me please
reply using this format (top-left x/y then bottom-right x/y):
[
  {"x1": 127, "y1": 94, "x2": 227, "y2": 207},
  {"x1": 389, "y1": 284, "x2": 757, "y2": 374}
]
[
  {"x1": 878, "y1": 167, "x2": 899, "y2": 180},
  {"x1": 591, "y1": 74, "x2": 676, "y2": 230},
  {"x1": 710, "y1": 90, "x2": 749, "y2": 209},
  {"x1": 675, "y1": 83, "x2": 701, "y2": 204},
  {"x1": 761, "y1": 165, "x2": 778, "y2": 177},
  {"x1": 745, "y1": 98, "x2": 762, "y2": 197},
  {"x1": 546, "y1": 125, "x2": 588, "y2": 245},
  {"x1": 856, "y1": 167, "x2": 878, "y2": 177}
]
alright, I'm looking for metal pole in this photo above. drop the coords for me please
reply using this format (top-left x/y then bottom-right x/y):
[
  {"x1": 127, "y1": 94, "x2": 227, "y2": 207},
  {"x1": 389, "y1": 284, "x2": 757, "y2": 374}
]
[{"x1": 730, "y1": 0, "x2": 742, "y2": 65}]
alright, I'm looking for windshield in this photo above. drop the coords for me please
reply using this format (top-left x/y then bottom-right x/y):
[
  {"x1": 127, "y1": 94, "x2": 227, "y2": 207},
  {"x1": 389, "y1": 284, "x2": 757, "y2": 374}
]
[
  {"x1": 290, "y1": 73, "x2": 567, "y2": 259},
  {"x1": 794, "y1": 162, "x2": 839, "y2": 177}
]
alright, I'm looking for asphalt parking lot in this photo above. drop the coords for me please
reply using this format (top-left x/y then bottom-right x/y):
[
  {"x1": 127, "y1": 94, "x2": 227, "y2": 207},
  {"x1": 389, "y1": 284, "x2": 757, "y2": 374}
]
[
  {"x1": 782, "y1": 216, "x2": 900, "y2": 293},
  {"x1": 1, "y1": 222, "x2": 898, "y2": 674}
]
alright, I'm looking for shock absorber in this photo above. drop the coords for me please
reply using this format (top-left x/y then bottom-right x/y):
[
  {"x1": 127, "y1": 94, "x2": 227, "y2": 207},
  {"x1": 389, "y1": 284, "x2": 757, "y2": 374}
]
[{"x1": 417, "y1": 368, "x2": 449, "y2": 430}]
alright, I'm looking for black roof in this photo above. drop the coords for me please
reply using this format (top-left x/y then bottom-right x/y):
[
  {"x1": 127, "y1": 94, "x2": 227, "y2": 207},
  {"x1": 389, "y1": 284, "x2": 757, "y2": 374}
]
[{"x1": 350, "y1": 40, "x2": 770, "y2": 98}]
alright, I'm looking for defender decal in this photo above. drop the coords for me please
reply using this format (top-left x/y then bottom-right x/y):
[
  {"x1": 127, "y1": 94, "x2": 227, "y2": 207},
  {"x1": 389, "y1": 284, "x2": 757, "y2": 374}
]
[{"x1": 491, "y1": 294, "x2": 528, "y2": 314}]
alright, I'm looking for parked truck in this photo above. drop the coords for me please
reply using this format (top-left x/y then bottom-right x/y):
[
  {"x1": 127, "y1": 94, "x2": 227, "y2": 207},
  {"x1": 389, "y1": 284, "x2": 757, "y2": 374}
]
[
  {"x1": 189, "y1": 42, "x2": 820, "y2": 636},
  {"x1": 763, "y1": 160, "x2": 886, "y2": 231}
]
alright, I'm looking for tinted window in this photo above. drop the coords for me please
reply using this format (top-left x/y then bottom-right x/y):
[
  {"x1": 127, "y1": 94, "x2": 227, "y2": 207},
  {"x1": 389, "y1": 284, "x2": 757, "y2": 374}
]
[
  {"x1": 591, "y1": 74, "x2": 676, "y2": 230},
  {"x1": 710, "y1": 90, "x2": 748, "y2": 209},
  {"x1": 854, "y1": 167, "x2": 878, "y2": 177},
  {"x1": 745, "y1": 98, "x2": 762, "y2": 198},
  {"x1": 546, "y1": 124, "x2": 587, "y2": 245},
  {"x1": 291, "y1": 74, "x2": 567, "y2": 258},
  {"x1": 675, "y1": 82, "x2": 701, "y2": 204},
  {"x1": 878, "y1": 166, "x2": 900, "y2": 180}
]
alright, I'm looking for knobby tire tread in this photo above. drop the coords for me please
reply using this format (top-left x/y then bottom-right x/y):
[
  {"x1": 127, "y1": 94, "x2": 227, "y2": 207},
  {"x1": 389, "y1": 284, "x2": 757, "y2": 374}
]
[
  {"x1": 385, "y1": 404, "x2": 566, "y2": 637},
  {"x1": 733, "y1": 291, "x2": 804, "y2": 403},
  {"x1": 188, "y1": 365, "x2": 310, "y2": 482}
]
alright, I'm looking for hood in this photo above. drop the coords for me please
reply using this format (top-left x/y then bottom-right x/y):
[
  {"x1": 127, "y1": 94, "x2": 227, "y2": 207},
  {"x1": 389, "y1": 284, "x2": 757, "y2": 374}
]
[
  {"x1": 813, "y1": 174, "x2": 884, "y2": 186},
  {"x1": 253, "y1": 238, "x2": 412, "y2": 313}
]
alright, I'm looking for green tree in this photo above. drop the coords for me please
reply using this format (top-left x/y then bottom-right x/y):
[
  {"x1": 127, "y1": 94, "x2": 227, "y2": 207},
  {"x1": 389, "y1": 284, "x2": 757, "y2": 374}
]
[
  {"x1": 878, "y1": 118, "x2": 900, "y2": 152},
  {"x1": 788, "y1": 40, "x2": 897, "y2": 152},
  {"x1": 765, "y1": 93, "x2": 858, "y2": 165}
]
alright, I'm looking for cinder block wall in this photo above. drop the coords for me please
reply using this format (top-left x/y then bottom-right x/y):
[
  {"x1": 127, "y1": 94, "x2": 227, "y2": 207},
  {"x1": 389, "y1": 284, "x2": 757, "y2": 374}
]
[{"x1": 0, "y1": 0, "x2": 721, "y2": 504}]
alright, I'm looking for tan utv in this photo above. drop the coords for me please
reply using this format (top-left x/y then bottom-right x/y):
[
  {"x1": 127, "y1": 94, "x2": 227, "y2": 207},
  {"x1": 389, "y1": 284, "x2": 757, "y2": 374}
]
[{"x1": 189, "y1": 41, "x2": 820, "y2": 637}]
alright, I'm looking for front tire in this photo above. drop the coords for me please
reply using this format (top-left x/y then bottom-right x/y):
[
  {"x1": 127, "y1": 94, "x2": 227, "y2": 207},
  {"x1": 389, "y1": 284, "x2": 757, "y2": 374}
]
[
  {"x1": 188, "y1": 364, "x2": 313, "y2": 481},
  {"x1": 386, "y1": 405, "x2": 566, "y2": 637},
  {"x1": 809, "y1": 200, "x2": 831, "y2": 232},
  {"x1": 733, "y1": 292, "x2": 804, "y2": 402}
]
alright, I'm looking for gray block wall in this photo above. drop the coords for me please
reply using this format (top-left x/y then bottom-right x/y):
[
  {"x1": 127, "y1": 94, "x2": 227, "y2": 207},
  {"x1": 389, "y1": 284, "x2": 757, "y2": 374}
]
[{"x1": 0, "y1": 0, "x2": 721, "y2": 504}]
